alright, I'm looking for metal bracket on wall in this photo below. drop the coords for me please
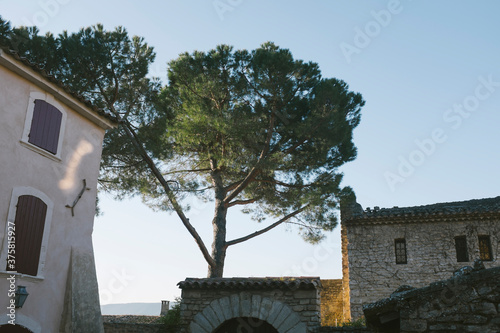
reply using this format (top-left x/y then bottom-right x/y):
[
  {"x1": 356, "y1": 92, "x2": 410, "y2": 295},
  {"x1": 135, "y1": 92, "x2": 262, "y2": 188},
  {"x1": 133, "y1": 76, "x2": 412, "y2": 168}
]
[{"x1": 66, "y1": 179, "x2": 91, "y2": 217}]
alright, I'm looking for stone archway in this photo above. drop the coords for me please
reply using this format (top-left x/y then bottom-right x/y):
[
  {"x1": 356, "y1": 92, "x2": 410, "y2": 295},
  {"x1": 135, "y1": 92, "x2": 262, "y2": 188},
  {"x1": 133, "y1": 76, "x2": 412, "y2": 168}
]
[
  {"x1": 0, "y1": 314, "x2": 40, "y2": 333},
  {"x1": 0, "y1": 324, "x2": 33, "y2": 332},
  {"x1": 213, "y1": 317, "x2": 278, "y2": 333},
  {"x1": 189, "y1": 293, "x2": 306, "y2": 333}
]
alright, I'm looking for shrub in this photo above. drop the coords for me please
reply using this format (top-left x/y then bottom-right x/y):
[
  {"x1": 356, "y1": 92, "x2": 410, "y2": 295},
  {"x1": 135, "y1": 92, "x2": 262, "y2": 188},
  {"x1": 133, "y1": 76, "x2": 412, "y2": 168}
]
[{"x1": 159, "y1": 298, "x2": 181, "y2": 332}]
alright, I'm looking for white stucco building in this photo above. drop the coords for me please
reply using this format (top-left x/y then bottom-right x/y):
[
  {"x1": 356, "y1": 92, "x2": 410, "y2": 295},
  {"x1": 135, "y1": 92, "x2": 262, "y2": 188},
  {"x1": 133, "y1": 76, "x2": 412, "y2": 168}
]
[{"x1": 0, "y1": 46, "x2": 116, "y2": 332}]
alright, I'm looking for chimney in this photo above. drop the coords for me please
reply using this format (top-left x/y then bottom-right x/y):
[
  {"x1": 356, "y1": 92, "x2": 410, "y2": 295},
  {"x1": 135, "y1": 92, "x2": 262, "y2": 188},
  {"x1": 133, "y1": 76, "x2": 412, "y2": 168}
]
[{"x1": 160, "y1": 300, "x2": 170, "y2": 316}]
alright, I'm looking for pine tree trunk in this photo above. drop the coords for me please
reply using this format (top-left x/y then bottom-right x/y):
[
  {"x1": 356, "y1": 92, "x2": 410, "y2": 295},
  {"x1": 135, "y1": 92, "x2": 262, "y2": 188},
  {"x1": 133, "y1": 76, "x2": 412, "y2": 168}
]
[{"x1": 208, "y1": 167, "x2": 227, "y2": 278}]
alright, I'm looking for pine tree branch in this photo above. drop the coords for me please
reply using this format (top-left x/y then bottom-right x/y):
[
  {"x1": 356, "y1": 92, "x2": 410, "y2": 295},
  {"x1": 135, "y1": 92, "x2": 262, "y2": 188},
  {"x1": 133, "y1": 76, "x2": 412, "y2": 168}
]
[
  {"x1": 227, "y1": 198, "x2": 258, "y2": 208},
  {"x1": 163, "y1": 168, "x2": 212, "y2": 175},
  {"x1": 280, "y1": 122, "x2": 322, "y2": 155},
  {"x1": 225, "y1": 204, "x2": 309, "y2": 247},
  {"x1": 107, "y1": 104, "x2": 215, "y2": 268},
  {"x1": 225, "y1": 180, "x2": 243, "y2": 192},
  {"x1": 223, "y1": 97, "x2": 276, "y2": 205},
  {"x1": 285, "y1": 220, "x2": 324, "y2": 230},
  {"x1": 253, "y1": 178, "x2": 312, "y2": 189}
]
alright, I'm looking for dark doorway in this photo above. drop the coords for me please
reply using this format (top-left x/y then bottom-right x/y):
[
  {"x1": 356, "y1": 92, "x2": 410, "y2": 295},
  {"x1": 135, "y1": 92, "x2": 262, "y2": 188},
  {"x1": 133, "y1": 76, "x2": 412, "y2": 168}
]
[
  {"x1": 213, "y1": 317, "x2": 278, "y2": 333},
  {"x1": 0, "y1": 325, "x2": 34, "y2": 333}
]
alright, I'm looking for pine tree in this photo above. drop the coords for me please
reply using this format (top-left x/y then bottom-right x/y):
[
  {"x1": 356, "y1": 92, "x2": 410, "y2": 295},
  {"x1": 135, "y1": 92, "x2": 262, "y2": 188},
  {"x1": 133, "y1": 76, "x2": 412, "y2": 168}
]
[{"x1": 1, "y1": 19, "x2": 365, "y2": 277}]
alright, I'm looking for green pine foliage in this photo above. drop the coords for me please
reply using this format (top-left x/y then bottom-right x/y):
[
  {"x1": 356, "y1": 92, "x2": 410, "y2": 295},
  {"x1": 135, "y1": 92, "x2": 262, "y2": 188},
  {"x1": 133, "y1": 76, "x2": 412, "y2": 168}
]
[
  {"x1": 156, "y1": 43, "x2": 364, "y2": 243},
  {"x1": 0, "y1": 16, "x2": 365, "y2": 276}
]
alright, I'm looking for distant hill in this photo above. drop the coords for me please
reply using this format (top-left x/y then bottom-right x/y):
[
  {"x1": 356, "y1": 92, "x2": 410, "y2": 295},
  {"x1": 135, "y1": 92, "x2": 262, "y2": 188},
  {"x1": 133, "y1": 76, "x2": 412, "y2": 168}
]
[{"x1": 101, "y1": 303, "x2": 161, "y2": 316}]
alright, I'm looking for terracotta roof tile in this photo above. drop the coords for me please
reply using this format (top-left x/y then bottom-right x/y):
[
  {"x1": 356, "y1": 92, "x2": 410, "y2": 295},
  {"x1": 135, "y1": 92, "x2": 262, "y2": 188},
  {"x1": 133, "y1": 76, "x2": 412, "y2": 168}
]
[
  {"x1": 343, "y1": 196, "x2": 500, "y2": 224},
  {"x1": 178, "y1": 277, "x2": 321, "y2": 290}
]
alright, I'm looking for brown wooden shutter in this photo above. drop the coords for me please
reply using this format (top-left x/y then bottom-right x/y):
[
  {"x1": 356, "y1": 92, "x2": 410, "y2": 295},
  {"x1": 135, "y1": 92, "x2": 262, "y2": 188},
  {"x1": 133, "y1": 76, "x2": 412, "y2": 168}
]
[
  {"x1": 7, "y1": 195, "x2": 47, "y2": 276},
  {"x1": 28, "y1": 99, "x2": 62, "y2": 154}
]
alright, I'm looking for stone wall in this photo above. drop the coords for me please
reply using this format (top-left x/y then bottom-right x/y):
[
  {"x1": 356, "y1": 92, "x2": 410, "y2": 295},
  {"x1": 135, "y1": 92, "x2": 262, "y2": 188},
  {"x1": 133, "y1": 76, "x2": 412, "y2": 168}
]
[
  {"x1": 318, "y1": 327, "x2": 372, "y2": 333},
  {"x1": 320, "y1": 279, "x2": 345, "y2": 326},
  {"x1": 341, "y1": 223, "x2": 351, "y2": 322},
  {"x1": 364, "y1": 264, "x2": 500, "y2": 333},
  {"x1": 177, "y1": 277, "x2": 321, "y2": 332},
  {"x1": 341, "y1": 197, "x2": 500, "y2": 320},
  {"x1": 102, "y1": 315, "x2": 163, "y2": 333},
  {"x1": 103, "y1": 323, "x2": 164, "y2": 333}
]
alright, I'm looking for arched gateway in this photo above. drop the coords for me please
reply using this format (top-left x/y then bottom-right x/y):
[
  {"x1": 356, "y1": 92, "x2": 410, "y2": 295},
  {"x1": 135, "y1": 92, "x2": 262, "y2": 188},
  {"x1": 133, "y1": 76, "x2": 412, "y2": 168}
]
[
  {"x1": 214, "y1": 317, "x2": 278, "y2": 333},
  {"x1": 178, "y1": 277, "x2": 321, "y2": 333},
  {"x1": 0, "y1": 325, "x2": 33, "y2": 333}
]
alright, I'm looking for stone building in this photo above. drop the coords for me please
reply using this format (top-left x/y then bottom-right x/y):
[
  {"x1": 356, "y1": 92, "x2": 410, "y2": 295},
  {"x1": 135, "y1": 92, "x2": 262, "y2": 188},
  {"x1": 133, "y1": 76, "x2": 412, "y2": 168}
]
[
  {"x1": 177, "y1": 277, "x2": 322, "y2": 333},
  {"x1": 341, "y1": 196, "x2": 500, "y2": 320},
  {"x1": 0, "y1": 46, "x2": 116, "y2": 331},
  {"x1": 364, "y1": 263, "x2": 500, "y2": 332}
]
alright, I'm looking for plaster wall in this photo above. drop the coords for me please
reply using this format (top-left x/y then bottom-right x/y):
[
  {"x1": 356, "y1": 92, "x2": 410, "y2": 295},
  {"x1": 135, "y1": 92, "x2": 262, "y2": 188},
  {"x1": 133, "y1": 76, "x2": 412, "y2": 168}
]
[{"x1": 0, "y1": 62, "x2": 107, "y2": 332}]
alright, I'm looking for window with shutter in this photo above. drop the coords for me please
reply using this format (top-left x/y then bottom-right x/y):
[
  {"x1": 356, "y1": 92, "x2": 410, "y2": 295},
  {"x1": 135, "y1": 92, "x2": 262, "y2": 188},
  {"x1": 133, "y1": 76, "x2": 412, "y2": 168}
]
[
  {"x1": 28, "y1": 99, "x2": 63, "y2": 154},
  {"x1": 6, "y1": 195, "x2": 47, "y2": 276}
]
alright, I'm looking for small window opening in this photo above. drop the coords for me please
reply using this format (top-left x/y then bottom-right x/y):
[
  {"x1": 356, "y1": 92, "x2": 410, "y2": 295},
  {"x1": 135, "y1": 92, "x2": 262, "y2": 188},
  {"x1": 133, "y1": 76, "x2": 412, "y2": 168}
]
[
  {"x1": 395, "y1": 238, "x2": 407, "y2": 264},
  {"x1": 478, "y1": 235, "x2": 493, "y2": 261},
  {"x1": 454, "y1": 236, "x2": 469, "y2": 262}
]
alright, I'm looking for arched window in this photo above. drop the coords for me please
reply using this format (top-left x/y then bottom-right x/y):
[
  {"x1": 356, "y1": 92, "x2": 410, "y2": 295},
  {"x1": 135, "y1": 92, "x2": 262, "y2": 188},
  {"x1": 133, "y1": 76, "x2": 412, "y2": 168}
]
[
  {"x1": 6, "y1": 195, "x2": 47, "y2": 276},
  {"x1": 1, "y1": 187, "x2": 54, "y2": 278}
]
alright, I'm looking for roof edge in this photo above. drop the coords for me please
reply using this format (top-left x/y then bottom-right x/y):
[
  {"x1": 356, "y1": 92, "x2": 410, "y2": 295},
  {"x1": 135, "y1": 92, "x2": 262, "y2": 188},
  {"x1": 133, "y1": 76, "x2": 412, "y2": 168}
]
[
  {"x1": 343, "y1": 196, "x2": 500, "y2": 224},
  {"x1": 178, "y1": 277, "x2": 322, "y2": 290},
  {"x1": 0, "y1": 48, "x2": 118, "y2": 130}
]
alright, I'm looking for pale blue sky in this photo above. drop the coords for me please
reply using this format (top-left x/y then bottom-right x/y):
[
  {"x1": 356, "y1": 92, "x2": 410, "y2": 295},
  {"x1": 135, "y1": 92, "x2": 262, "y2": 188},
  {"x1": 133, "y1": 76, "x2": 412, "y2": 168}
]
[{"x1": 2, "y1": 0, "x2": 500, "y2": 305}]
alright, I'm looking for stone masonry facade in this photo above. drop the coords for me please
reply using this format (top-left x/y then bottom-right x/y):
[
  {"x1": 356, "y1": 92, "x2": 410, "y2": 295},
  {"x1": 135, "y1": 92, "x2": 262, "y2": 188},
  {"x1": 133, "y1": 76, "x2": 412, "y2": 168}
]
[
  {"x1": 341, "y1": 196, "x2": 500, "y2": 320},
  {"x1": 320, "y1": 279, "x2": 345, "y2": 326},
  {"x1": 177, "y1": 277, "x2": 322, "y2": 333},
  {"x1": 364, "y1": 263, "x2": 500, "y2": 332},
  {"x1": 102, "y1": 315, "x2": 163, "y2": 333}
]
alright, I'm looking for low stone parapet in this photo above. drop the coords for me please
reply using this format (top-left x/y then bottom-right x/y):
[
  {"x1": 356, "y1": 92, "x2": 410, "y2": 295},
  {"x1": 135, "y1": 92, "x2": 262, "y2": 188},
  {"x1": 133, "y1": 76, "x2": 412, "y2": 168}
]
[
  {"x1": 363, "y1": 263, "x2": 500, "y2": 332},
  {"x1": 102, "y1": 315, "x2": 163, "y2": 333}
]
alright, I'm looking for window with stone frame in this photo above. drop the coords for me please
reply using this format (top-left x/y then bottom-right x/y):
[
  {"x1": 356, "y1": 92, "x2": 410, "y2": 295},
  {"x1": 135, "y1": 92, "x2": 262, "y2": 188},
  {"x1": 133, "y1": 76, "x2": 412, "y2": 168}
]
[
  {"x1": 28, "y1": 99, "x2": 63, "y2": 154},
  {"x1": 454, "y1": 236, "x2": 469, "y2": 262},
  {"x1": 394, "y1": 238, "x2": 407, "y2": 264},
  {"x1": 6, "y1": 195, "x2": 47, "y2": 275},
  {"x1": 478, "y1": 235, "x2": 493, "y2": 261}
]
